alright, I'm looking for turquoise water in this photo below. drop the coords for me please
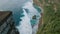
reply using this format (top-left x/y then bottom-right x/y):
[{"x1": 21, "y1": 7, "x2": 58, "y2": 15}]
[
  {"x1": 31, "y1": 4, "x2": 41, "y2": 26},
  {"x1": 33, "y1": 3, "x2": 41, "y2": 13}
]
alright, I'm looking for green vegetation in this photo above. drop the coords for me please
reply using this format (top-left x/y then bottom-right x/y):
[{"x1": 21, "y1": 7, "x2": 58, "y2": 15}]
[
  {"x1": 39, "y1": 0, "x2": 43, "y2": 3},
  {"x1": 37, "y1": 0, "x2": 60, "y2": 34}
]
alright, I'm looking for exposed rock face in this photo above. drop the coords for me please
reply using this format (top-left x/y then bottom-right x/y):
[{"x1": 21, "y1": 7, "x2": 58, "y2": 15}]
[
  {"x1": 0, "y1": 11, "x2": 19, "y2": 34},
  {"x1": 32, "y1": 15, "x2": 36, "y2": 19}
]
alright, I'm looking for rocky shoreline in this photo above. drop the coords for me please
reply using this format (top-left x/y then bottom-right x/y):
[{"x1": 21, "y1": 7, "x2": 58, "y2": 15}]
[{"x1": 33, "y1": 0, "x2": 43, "y2": 29}]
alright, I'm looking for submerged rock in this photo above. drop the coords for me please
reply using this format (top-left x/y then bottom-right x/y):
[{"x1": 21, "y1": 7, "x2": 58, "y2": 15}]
[{"x1": 32, "y1": 15, "x2": 36, "y2": 19}]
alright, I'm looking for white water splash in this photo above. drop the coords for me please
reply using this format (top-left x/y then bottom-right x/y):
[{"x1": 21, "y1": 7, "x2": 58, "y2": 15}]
[
  {"x1": 16, "y1": 8, "x2": 32, "y2": 34},
  {"x1": 16, "y1": 1, "x2": 41, "y2": 34},
  {"x1": 23, "y1": 2, "x2": 40, "y2": 20}
]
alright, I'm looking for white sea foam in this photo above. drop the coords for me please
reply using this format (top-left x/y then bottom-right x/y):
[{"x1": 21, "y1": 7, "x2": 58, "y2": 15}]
[
  {"x1": 16, "y1": 8, "x2": 32, "y2": 34},
  {"x1": 16, "y1": 1, "x2": 41, "y2": 34}
]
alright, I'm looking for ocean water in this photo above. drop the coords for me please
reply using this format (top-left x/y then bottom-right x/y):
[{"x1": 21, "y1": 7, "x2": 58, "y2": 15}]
[
  {"x1": 16, "y1": 1, "x2": 41, "y2": 34},
  {"x1": 0, "y1": 0, "x2": 41, "y2": 34}
]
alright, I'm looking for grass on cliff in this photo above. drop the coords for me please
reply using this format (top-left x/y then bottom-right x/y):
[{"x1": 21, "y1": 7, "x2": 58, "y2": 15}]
[{"x1": 37, "y1": 0, "x2": 60, "y2": 34}]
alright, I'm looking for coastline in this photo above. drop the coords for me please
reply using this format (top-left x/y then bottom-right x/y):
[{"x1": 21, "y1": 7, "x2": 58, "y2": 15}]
[
  {"x1": 33, "y1": 0, "x2": 43, "y2": 28},
  {"x1": 33, "y1": 0, "x2": 44, "y2": 34}
]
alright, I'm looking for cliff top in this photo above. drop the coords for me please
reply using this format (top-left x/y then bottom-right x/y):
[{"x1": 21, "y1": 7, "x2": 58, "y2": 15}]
[{"x1": 0, "y1": 11, "x2": 12, "y2": 26}]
